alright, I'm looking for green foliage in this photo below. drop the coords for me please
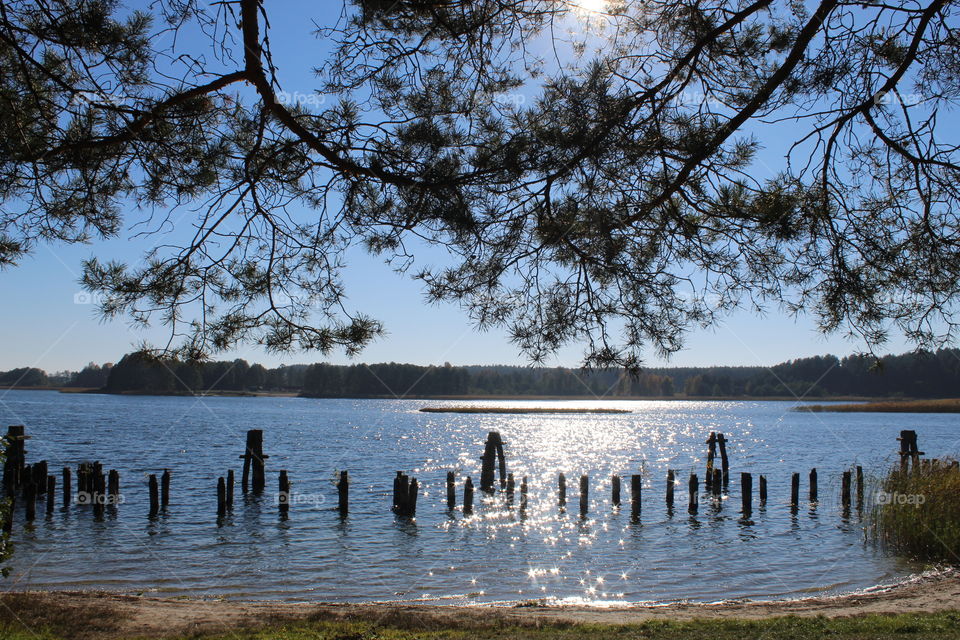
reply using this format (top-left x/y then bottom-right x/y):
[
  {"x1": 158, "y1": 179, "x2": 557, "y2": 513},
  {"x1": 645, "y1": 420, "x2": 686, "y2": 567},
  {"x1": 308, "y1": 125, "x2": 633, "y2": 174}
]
[
  {"x1": 869, "y1": 462, "x2": 960, "y2": 563},
  {"x1": 0, "y1": 0, "x2": 957, "y2": 368},
  {"x1": 0, "y1": 440, "x2": 11, "y2": 577}
]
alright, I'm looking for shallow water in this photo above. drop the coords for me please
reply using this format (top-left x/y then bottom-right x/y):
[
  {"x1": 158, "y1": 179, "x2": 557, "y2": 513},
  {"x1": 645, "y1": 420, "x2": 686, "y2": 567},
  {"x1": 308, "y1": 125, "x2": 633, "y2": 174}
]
[{"x1": 1, "y1": 390, "x2": 957, "y2": 603}]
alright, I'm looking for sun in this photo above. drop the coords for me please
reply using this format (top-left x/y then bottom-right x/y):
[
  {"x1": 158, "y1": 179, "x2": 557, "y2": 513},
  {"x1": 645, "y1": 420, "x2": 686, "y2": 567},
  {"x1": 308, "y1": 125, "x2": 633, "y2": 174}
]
[{"x1": 570, "y1": 0, "x2": 608, "y2": 15}]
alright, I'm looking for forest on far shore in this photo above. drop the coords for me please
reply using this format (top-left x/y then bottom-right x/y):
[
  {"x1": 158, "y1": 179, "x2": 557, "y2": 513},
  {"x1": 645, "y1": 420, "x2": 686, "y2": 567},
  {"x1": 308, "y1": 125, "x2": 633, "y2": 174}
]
[{"x1": 3, "y1": 349, "x2": 960, "y2": 399}]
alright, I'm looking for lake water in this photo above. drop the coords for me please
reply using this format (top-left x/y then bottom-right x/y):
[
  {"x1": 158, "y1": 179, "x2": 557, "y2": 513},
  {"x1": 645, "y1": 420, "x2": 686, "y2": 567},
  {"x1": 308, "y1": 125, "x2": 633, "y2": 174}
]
[{"x1": 1, "y1": 390, "x2": 957, "y2": 604}]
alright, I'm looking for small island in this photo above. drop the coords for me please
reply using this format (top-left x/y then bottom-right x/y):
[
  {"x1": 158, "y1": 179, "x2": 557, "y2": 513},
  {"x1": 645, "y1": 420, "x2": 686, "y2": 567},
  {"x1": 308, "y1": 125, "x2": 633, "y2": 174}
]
[{"x1": 419, "y1": 406, "x2": 632, "y2": 414}]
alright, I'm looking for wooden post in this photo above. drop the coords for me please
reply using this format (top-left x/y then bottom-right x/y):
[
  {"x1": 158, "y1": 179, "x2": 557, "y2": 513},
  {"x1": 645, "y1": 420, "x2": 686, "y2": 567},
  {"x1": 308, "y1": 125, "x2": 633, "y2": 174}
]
[
  {"x1": 666, "y1": 470, "x2": 675, "y2": 508},
  {"x1": 407, "y1": 478, "x2": 419, "y2": 517},
  {"x1": 446, "y1": 471, "x2": 456, "y2": 510},
  {"x1": 393, "y1": 471, "x2": 403, "y2": 510},
  {"x1": 337, "y1": 470, "x2": 348, "y2": 516},
  {"x1": 856, "y1": 465, "x2": 864, "y2": 510},
  {"x1": 396, "y1": 473, "x2": 409, "y2": 515},
  {"x1": 809, "y1": 468, "x2": 818, "y2": 502},
  {"x1": 506, "y1": 473, "x2": 515, "y2": 506},
  {"x1": 688, "y1": 473, "x2": 698, "y2": 514},
  {"x1": 240, "y1": 429, "x2": 268, "y2": 494},
  {"x1": 108, "y1": 469, "x2": 120, "y2": 502},
  {"x1": 46, "y1": 475, "x2": 55, "y2": 514},
  {"x1": 161, "y1": 469, "x2": 170, "y2": 509},
  {"x1": 278, "y1": 470, "x2": 290, "y2": 516},
  {"x1": 841, "y1": 470, "x2": 851, "y2": 509},
  {"x1": 148, "y1": 474, "x2": 159, "y2": 517},
  {"x1": 93, "y1": 473, "x2": 105, "y2": 519},
  {"x1": 579, "y1": 475, "x2": 589, "y2": 516},
  {"x1": 631, "y1": 474, "x2": 642, "y2": 519},
  {"x1": 759, "y1": 475, "x2": 767, "y2": 505},
  {"x1": 558, "y1": 473, "x2": 566, "y2": 509},
  {"x1": 740, "y1": 472, "x2": 752, "y2": 517},
  {"x1": 611, "y1": 474, "x2": 621, "y2": 508},
  {"x1": 480, "y1": 431, "x2": 506, "y2": 492},
  {"x1": 24, "y1": 479, "x2": 35, "y2": 521},
  {"x1": 790, "y1": 472, "x2": 799, "y2": 510},
  {"x1": 520, "y1": 476, "x2": 528, "y2": 511},
  {"x1": 34, "y1": 460, "x2": 48, "y2": 495},
  {"x1": 3, "y1": 425, "x2": 27, "y2": 492},
  {"x1": 62, "y1": 467, "x2": 71, "y2": 508},
  {"x1": 712, "y1": 469, "x2": 722, "y2": 497},
  {"x1": 463, "y1": 476, "x2": 474, "y2": 515},
  {"x1": 226, "y1": 469, "x2": 234, "y2": 509},
  {"x1": 717, "y1": 433, "x2": 729, "y2": 487},
  {"x1": 217, "y1": 477, "x2": 226, "y2": 517},
  {"x1": 705, "y1": 432, "x2": 717, "y2": 491}
]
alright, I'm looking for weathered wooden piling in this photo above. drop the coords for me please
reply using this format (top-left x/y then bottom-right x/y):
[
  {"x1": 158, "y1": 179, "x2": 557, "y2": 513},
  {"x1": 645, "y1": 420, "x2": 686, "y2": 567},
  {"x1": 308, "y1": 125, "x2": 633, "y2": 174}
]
[
  {"x1": 407, "y1": 478, "x2": 419, "y2": 517},
  {"x1": 62, "y1": 467, "x2": 70, "y2": 508},
  {"x1": 790, "y1": 473, "x2": 799, "y2": 509},
  {"x1": 631, "y1": 474, "x2": 642, "y2": 518},
  {"x1": 479, "y1": 431, "x2": 506, "y2": 492},
  {"x1": 841, "y1": 470, "x2": 851, "y2": 509},
  {"x1": 740, "y1": 472, "x2": 752, "y2": 516},
  {"x1": 520, "y1": 476, "x2": 528, "y2": 511},
  {"x1": 240, "y1": 429, "x2": 268, "y2": 494},
  {"x1": 446, "y1": 471, "x2": 456, "y2": 510},
  {"x1": 148, "y1": 474, "x2": 159, "y2": 517},
  {"x1": 506, "y1": 473, "x2": 515, "y2": 506},
  {"x1": 463, "y1": 476, "x2": 474, "y2": 515},
  {"x1": 706, "y1": 432, "x2": 717, "y2": 491},
  {"x1": 666, "y1": 470, "x2": 675, "y2": 508},
  {"x1": 759, "y1": 475, "x2": 767, "y2": 505},
  {"x1": 898, "y1": 430, "x2": 923, "y2": 472},
  {"x1": 2, "y1": 425, "x2": 27, "y2": 492},
  {"x1": 688, "y1": 473, "x2": 698, "y2": 514},
  {"x1": 93, "y1": 473, "x2": 105, "y2": 519},
  {"x1": 279, "y1": 470, "x2": 290, "y2": 515},
  {"x1": 217, "y1": 477, "x2": 226, "y2": 517},
  {"x1": 393, "y1": 471, "x2": 403, "y2": 510},
  {"x1": 337, "y1": 470, "x2": 349, "y2": 516},
  {"x1": 46, "y1": 475, "x2": 55, "y2": 514},
  {"x1": 717, "y1": 433, "x2": 730, "y2": 487},
  {"x1": 397, "y1": 473, "x2": 410, "y2": 514},
  {"x1": 24, "y1": 479, "x2": 35, "y2": 521},
  {"x1": 611, "y1": 474, "x2": 621, "y2": 508},
  {"x1": 712, "y1": 469, "x2": 722, "y2": 497},
  {"x1": 809, "y1": 468, "x2": 818, "y2": 502},
  {"x1": 226, "y1": 469, "x2": 234, "y2": 509},
  {"x1": 34, "y1": 460, "x2": 47, "y2": 495},
  {"x1": 108, "y1": 469, "x2": 120, "y2": 501},
  {"x1": 558, "y1": 473, "x2": 567, "y2": 508},
  {"x1": 161, "y1": 469, "x2": 170, "y2": 509},
  {"x1": 579, "y1": 475, "x2": 589, "y2": 516}
]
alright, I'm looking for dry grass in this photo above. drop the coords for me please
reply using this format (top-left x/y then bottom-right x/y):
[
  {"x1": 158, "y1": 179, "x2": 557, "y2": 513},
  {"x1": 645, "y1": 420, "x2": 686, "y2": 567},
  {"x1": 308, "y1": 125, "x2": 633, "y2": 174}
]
[{"x1": 798, "y1": 398, "x2": 960, "y2": 413}]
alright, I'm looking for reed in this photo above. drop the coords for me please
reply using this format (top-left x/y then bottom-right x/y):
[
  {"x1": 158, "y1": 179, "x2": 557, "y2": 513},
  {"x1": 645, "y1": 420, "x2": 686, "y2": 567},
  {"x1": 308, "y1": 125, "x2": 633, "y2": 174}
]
[
  {"x1": 869, "y1": 460, "x2": 960, "y2": 562},
  {"x1": 799, "y1": 398, "x2": 960, "y2": 413}
]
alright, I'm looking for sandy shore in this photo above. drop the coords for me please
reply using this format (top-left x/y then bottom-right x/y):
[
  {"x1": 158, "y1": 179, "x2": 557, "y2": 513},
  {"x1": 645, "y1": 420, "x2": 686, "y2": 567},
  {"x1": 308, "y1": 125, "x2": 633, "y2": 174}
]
[{"x1": 3, "y1": 570, "x2": 960, "y2": 638}]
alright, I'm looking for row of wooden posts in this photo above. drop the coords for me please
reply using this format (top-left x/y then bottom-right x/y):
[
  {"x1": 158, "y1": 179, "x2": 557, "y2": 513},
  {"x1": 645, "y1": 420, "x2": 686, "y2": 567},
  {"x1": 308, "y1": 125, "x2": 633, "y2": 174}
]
[{"x1": 2, "y1": 426, "x2": 942, "y2": 526}]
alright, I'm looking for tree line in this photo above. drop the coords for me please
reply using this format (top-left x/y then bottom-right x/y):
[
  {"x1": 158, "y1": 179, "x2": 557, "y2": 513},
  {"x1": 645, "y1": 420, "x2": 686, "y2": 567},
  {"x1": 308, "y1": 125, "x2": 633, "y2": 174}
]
[{"x1": 4, "y1": 349, "x2": 960, "y2": 398}]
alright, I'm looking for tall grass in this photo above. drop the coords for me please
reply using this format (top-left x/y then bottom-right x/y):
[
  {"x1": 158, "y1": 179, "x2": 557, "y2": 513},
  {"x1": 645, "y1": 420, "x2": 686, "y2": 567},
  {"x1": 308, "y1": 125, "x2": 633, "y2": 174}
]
[{"x1": 869, "y1": 460, "x2": 960, "y2": 563}]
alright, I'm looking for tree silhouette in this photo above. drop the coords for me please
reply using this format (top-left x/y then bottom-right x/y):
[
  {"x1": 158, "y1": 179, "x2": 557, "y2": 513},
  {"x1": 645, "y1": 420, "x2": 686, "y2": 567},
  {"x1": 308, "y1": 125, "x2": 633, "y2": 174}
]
[{"x1": 1, "y1": 0, "x2": 958, "y2": 367}]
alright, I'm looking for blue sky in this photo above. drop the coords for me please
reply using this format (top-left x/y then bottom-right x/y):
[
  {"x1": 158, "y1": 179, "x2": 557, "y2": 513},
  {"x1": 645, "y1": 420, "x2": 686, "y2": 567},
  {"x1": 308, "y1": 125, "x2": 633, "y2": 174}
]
[{"x1": 0, "y1": 0, "x2": 915, "y2": 372}]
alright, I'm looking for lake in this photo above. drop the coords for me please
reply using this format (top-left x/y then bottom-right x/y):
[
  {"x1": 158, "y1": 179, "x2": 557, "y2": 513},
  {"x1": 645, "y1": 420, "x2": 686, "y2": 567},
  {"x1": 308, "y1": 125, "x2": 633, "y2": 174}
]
[{"x1": 1, "y1": 390, "x2": 957, "y2": 603}]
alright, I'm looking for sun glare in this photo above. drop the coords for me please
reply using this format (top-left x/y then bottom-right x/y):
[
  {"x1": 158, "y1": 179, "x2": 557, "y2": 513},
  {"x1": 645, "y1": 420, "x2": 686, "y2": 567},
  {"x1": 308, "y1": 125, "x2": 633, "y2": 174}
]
[{"x1": 570, "y1": 0, "x2": 608, "y2": 17}]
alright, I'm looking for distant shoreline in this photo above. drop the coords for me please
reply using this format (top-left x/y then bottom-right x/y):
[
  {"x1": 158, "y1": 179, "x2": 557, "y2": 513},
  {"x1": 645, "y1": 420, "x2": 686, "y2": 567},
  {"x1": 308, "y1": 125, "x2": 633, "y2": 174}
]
[{"x1": 0, "y1": 386, "x2": 888, "y2": 403}]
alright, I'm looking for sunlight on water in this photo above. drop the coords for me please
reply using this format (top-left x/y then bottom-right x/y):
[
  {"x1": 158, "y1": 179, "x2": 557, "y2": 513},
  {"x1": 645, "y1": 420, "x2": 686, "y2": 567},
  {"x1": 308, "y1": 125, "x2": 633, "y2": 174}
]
[{"x1": 2, "y1": 392, "x2": 953, "y2": 603}]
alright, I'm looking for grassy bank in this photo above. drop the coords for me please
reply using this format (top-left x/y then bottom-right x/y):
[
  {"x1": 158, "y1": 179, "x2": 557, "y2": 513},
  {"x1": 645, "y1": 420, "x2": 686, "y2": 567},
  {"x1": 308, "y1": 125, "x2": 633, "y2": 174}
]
[
  {"x1": 798, "y1": 398, "x2": 960, "y2": 413},
  {"x1": 869, "y1": 461, "x2": 960, "y2": 561},
  {"x1": 6, "y1": 609, "x2": 960, "y2": 640}
]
